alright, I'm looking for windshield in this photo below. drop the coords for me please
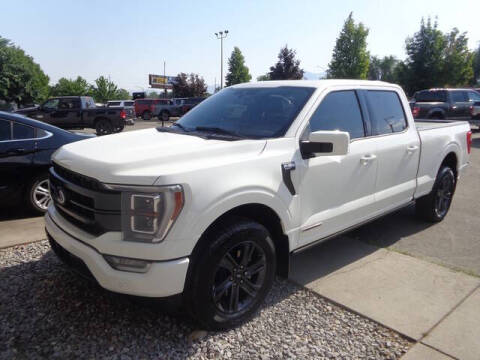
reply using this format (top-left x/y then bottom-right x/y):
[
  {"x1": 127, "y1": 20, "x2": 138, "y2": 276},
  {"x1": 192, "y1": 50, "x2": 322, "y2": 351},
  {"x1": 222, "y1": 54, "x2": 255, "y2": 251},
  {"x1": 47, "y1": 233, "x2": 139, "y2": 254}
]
[{"x1": 176, "y1": 86, "x2": 315, "y2": 138}]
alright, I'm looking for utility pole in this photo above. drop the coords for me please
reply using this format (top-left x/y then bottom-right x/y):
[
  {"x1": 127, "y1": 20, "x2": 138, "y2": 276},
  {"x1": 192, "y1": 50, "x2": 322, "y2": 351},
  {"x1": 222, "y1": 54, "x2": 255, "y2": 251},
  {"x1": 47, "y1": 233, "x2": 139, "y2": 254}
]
[
  {"x1": 163, "y1": 61, "x2": 167, "y2": 98},
  {"x1": 214, "y1": 30, "x2": 228, "y2": 89}
]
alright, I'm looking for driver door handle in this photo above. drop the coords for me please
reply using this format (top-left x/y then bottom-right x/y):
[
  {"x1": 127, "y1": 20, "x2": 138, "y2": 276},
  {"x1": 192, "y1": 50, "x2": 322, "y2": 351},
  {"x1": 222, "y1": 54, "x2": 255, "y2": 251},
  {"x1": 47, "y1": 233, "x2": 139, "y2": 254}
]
[
  {"x1": 360, "y1": 154, "x2": 377, "y2": 165},
  {"x1": 407, "y1": 145, "x2": 419, "y2": 153}
]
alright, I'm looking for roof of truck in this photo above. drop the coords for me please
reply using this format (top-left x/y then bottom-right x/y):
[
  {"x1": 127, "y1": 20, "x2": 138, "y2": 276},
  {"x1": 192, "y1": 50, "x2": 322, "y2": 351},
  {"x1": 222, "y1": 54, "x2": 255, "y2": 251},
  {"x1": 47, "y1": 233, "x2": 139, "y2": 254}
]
[{"x1": 232, "y1": 79, "x2": 396, "y2": 89}]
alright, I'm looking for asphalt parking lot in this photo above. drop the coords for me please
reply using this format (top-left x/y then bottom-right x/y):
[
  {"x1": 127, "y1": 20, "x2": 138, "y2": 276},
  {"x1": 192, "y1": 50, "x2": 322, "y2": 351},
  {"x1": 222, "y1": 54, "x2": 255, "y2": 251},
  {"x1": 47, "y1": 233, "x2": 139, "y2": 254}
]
[{"x1": 0, "y1": 125, "x2": 479, "y2": 359}]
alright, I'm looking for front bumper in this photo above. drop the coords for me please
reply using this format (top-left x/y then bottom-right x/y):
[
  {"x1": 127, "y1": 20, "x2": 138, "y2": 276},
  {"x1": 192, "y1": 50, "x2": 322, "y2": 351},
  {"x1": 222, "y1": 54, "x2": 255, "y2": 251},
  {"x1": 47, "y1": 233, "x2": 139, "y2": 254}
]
[{"x1": 45, "y1": 211, "x2": 189, "y2": 298}]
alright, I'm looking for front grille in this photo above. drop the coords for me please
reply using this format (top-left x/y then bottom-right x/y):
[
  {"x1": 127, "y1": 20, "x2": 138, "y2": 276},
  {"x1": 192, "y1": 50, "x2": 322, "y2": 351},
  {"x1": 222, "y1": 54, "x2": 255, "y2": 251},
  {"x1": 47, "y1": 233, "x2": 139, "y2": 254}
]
[
  {"x1": 49, "y1": 166, "x2": 121, "y2": 236},
  {"x1": 53, "y1": 163, "x2": 108, "y2": 192}
]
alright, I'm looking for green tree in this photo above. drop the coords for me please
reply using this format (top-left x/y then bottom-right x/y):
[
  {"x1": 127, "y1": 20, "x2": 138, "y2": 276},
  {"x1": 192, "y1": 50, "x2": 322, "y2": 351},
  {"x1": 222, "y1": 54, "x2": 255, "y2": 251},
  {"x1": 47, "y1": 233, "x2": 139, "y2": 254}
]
[
  {"x1": 256, "y1": 74, "x2": 270, "y2": 81},
  {"x1": 225, "y1": 47, "x2": 252, "y2": 86},
  {"x1": 90, "y1": 76, "x2": 121, "y2": 103},
  {"x1": 400, "y1": 18, "x2": 446, "y2": 94},
  {"x1": 268, "y1": 45, "x2": 304, "y2": 80},
  {"x1": 115, "y1": 88, "x2": 131, "y2": 100},
  {"x1": 50, "y1": 76, "x2": 91, "y2": 96},
  {"x1": 327, "y1": 13, "x2": 370, "y2": 79},
  {"x1": 0, "y1": 36, "x2": 49, "y2": 105},
  {"x1": 368, "y1": 55, "x2": 399, "y2": 82},
  {"x1": 172, "y1": 73, "x2": 207, "y2": 97},
  {"x1": 441, "y1": 28, "x2": 473, "y2": 87},
  {"x1": 473, "y1": 45, "x2": 480, "y2": 85}
]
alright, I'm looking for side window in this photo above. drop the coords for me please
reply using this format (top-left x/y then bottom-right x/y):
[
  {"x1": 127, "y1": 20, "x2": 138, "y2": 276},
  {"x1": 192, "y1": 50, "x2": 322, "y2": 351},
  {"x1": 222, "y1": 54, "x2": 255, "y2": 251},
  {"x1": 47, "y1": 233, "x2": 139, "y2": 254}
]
[
  {"x1": 451, "y1": 91, "x2": 466, "y2": 103},
  {"x1": 36, "y1": 128, "x2": 48, "y2": 138},
  {"x1": 13, "y1": 122, "x2": 35, "y2": 139},
  {"x1": 468, "y1": 91, "x2": 480, "y2": 102},
  {"x1": 366, "y1": 91, "x2": 407, "y2": 135},
  {"x1": 0, "y1": 119, "x2": 11, "y2": 141},
  {"x1": 58, "y1": 98, "x2": 80, "y2": 110},
  {"x1": 43, "y1": 98, "x2": 59, "y2": 110},
  {"x1": 309, "y1": 90, "x2": 365, "y2": 139}
]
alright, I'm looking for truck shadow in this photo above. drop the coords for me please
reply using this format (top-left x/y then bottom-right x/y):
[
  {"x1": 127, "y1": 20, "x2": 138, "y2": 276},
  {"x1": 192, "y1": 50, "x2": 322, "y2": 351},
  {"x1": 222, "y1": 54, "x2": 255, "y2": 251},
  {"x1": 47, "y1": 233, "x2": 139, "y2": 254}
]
[{"x1": 290, "y1": 205, "x2": 434, "y2": 286}]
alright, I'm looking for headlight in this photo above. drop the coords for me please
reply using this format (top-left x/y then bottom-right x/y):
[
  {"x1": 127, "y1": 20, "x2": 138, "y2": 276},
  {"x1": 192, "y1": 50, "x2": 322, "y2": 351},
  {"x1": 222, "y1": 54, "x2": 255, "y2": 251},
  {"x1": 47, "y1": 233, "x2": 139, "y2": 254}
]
[{"x1": 103, "y1": 184, "x2": 184, "y2": 243}]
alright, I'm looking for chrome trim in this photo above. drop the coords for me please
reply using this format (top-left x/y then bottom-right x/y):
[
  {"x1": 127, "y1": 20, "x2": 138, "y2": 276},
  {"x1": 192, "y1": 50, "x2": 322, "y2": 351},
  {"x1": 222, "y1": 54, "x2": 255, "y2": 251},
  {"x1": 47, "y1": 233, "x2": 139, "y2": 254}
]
[
  {"x1": 102, "y1": 183, "x2": 183, "y2": 193},
  {"x1": 301, "y1": 221, "x2": 323, "y2": 232},
  {"x1": 292, "y1": 200, "x2": 415, "y2": 254}
]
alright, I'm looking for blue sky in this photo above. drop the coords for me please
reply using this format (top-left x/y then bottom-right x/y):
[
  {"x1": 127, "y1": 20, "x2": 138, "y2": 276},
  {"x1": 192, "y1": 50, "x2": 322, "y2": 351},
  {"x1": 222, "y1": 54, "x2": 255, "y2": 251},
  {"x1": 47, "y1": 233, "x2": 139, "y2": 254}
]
[{"x1": 1, "y1": 0, "x2": 480, "y2": 91}]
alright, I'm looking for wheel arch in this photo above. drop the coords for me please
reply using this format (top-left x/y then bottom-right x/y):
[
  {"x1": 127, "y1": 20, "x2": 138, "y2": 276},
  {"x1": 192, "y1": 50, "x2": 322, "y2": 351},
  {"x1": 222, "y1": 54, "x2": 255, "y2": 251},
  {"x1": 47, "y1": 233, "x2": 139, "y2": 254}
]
[{"x1": 190, "y1": 203, "x2": 291, "y2": 279}]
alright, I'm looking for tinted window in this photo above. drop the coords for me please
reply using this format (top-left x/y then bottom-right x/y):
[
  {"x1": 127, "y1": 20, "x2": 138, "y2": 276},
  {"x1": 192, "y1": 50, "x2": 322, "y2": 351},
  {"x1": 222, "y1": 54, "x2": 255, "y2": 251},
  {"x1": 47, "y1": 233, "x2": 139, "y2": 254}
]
[
  {"x1": 309, "y1": 91, "x2": 365, "y2": 139},
  {"x1": 13, "y1": 122, "x2": 35, "y2": 139},
  {"x1": 43, "y1": 98, "x2": 59, "y2": 110},
  {"x1": 176, "y1": 86, "x2": 315, "y2": 138},
  {"x1": 467, "y1": 91, "x2": 480, "y2": 102},
  {"x1": 451, "y1": 91, "x2": 467, "y2": 102},
  {"x1": 59, "y1": 98, "x2": 80, "y2": 109},
  {"x1": 107, "y1": 101, "x2": 121, "y2": 107},
  {"x1": 415, "y1": 90, "x2": 447, "y2": 102},
  {"x1": 0, "y1": 119, "x2": 11, "y2": 141},
  {"x1": 124, "y1": 101, "x2": 134, "y2": 106},
  {"x1": 366, "y1": 91, "x2": 407, "y2": 135}
]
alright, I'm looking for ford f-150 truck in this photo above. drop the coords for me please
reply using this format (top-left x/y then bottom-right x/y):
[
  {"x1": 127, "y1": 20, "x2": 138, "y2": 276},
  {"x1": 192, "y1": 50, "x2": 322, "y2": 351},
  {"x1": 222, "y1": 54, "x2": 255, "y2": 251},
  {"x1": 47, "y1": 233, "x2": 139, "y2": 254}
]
[
  {"x1": 45, "y1": 80, "x2": 471, "y2": 330},
  {"x1": 16, "y1": 96, "x2": 127, "y2": 135}
]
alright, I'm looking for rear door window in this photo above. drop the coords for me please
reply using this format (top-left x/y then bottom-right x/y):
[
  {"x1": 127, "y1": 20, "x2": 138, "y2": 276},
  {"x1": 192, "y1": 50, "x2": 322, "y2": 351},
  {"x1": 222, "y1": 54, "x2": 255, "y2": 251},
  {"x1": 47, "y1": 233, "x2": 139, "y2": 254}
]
[
  {"x1": 0, "y1": 119, "x2": 11, "y2": 141},
  {"x1": 467, "y1": 91, "x2": 480, "y2": 102},
  {"x1": 366, "y1": 91, "x2": 407, "y2": 135},
  {"x1": 451, "y1": 91, "x2": 467, "y2": 103},
  {"x1": 309, "y1": 90, "x2": 365, "y2": 139},
  {"x1": 415, "y1": 91, "x2": 447, "y2": 102},
  {"x1": 107, "y1": 101, "x2": 121, "y2": 107},
  {"x1": 124, "y1": 101, "x2": 134, "y2": 106},
  {"x1": 13, "y1": 122, "x2": 35, "y2": 139}
]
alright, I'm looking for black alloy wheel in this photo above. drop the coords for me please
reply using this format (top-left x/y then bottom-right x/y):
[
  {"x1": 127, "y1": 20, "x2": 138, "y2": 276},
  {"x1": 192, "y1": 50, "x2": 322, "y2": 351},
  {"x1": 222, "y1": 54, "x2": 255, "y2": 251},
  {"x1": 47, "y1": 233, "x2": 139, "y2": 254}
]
[
  {"x1": 434, "y1": 170, "x2": 455, "y2": 218},
  {"x1": 95, "y1": 119, "x2": 113, "y2": 135},
  {"x1": 213, "y1": 241, "x2": 267, "y2": 314}
]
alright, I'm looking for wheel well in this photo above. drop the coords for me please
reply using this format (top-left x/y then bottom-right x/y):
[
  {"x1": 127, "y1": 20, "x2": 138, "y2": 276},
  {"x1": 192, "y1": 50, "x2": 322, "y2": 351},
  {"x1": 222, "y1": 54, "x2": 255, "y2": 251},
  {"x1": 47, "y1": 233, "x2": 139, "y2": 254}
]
[
  {"x1": 441, "y1": 152, "x2": 457, "y2": 177},
  {"x1": 429, "y1": 111, "x2": 445, "y2": 119},
  {"x1": 193, "y1": 204, "x2": 290, "y2": 278}
]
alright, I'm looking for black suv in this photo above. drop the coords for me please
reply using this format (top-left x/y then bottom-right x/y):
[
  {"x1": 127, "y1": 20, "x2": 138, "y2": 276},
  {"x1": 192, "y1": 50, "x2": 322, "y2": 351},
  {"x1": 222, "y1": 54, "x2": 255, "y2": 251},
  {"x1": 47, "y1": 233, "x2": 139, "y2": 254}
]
[{"x1": 410, "y1": 88, "x2": 480, "y2": 119}]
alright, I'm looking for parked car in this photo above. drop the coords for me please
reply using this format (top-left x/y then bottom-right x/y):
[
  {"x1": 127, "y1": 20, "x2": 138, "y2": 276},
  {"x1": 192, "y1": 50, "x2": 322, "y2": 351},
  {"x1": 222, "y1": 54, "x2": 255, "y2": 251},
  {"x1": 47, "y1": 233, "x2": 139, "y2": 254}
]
[
  {"x1": 410, "y1": 88, "x2": 480, "y2": 125},
  {"x1": 153, "y1": 99, "x2": 182, "y2": 122},
  {"x1": 134, "y1": 99, "x2": 165, "y2": 120},
  {"x1": 15, "y1": 96, "x2": 127, "y2": 135},
  {"x1": 177, "y1": 97, "x2": 205, "y2": 115},
  {"x1": 0, "y1": 111, "x2": 91, "y2": 214},
  {"x1": 106, "y1": 100, "x2": 136, "y2": 128},
  {"x1": 46, "y1": 80, "x2": 471, "y2": 330}
]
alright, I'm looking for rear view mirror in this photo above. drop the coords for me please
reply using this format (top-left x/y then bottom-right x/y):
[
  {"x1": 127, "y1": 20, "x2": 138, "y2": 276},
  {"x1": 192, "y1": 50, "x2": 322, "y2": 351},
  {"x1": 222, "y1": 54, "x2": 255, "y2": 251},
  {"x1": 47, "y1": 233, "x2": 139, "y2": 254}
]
[{"x1": 300, "y1": 130, "x2": 350, "y2": 158}]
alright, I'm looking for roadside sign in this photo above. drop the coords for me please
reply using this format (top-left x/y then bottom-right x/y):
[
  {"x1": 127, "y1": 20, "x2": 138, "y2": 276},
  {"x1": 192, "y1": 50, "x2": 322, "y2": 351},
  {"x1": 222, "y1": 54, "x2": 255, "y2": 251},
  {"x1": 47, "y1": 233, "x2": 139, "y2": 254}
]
[{"x1": 149, "y1": 75, "x2": 178, "y2": 89}]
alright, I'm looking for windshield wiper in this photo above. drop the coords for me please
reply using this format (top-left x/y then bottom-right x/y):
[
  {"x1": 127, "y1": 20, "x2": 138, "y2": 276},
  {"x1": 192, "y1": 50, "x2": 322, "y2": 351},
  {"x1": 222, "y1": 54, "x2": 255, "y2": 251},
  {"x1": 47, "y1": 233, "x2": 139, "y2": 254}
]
[
  {"x1": 194, "y1": 126, "x2": 244, "y2": 138},
  {"x1": 173, "y1": 123, "x2": 188, "y2": 132}
]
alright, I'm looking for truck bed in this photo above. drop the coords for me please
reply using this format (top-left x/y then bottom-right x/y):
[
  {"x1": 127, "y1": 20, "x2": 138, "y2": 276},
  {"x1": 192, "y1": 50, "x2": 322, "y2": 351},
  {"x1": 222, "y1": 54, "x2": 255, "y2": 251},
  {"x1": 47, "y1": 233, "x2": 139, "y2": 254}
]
[{"x1": 415, "y1": 119, "x2": 469, "y2": 131}]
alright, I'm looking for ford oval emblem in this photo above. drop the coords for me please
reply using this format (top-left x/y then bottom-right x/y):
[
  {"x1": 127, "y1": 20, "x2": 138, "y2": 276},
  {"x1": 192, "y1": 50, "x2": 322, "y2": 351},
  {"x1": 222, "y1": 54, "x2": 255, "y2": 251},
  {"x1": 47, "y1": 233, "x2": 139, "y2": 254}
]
[{"x1": 57, "y1": 189, "x2": 66, "y2": 205}]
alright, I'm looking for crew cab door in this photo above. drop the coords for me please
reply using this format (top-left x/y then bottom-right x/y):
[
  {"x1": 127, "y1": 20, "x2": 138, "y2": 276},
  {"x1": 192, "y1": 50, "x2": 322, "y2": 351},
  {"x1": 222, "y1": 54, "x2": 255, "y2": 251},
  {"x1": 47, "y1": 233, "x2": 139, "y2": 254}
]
[
  {"x1": 0, "y1": 118, "x2": 36, "y2": 198},
  {"x1": 50, "y1": 98, "x2": 82, "y2": 128},
  {"x1": 450, "y1": 91, "x2": 470, "y2": 119},
  {"x1": 297, "y1": 89, "x2": 378, "y2": 246},
  {"x1": 362, "y1": 89, "x2": 420, "y2": 212}
]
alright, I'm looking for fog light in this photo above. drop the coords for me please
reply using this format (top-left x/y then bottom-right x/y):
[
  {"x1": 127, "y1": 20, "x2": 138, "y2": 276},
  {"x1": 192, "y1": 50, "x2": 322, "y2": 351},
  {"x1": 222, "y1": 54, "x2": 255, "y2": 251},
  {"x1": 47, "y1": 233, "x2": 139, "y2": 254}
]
[{"x1": 104, "y1": 255, "x2": 151, "y2": 273}]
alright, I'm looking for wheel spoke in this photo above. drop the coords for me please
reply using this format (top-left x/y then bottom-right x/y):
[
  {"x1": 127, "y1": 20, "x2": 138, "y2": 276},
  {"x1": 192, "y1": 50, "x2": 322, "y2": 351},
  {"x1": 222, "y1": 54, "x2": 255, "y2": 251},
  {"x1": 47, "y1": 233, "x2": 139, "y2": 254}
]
[
  {"x1": 229, "y1": 284, "x2": 240, "y2": 312},
  {"x1": 219, "y1": 253, "x2": 238, "y2": 272},
  {"x1": 240, "y1": 278, "x2": 260, "y2": 297},
  {"x1": 214, "y1": 278, "x2": 232, "y2": 302},
  {"x1": 241, "y1": 242, "x2": 255, "y2": 266},
  {"x1": 247, "y1": 260, "x2": 265, "y2": 276}
]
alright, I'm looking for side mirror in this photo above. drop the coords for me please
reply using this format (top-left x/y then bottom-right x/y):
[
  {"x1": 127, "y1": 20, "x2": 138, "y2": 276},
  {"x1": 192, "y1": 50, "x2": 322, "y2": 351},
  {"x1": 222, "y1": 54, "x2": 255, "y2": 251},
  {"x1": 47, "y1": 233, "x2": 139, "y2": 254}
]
[{"x1": 300, "y1": 130, "x2": 350, "y2": 158}]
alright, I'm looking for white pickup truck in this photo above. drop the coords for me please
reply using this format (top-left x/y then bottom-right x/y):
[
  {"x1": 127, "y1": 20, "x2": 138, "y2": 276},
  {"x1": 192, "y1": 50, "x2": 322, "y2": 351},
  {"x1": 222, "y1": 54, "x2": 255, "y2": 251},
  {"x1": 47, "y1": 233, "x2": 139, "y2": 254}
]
[{"x1": 45, "y1": 80, "x2": 472, "y2": 330}]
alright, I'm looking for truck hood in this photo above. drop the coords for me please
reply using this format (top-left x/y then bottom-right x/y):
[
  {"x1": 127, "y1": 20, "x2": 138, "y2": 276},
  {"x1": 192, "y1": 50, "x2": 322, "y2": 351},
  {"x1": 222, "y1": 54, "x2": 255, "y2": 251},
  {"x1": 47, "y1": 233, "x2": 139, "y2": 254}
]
[{"x1": 52, "y1": 128, "x2": 267, "y2": 185}]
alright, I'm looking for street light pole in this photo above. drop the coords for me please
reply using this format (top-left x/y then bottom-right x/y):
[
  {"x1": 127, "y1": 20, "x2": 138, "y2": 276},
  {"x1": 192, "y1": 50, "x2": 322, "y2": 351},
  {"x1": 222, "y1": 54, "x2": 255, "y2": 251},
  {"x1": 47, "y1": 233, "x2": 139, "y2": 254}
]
[{"x1": 214, "y1": 30, "x2": 228, "y2": 89}]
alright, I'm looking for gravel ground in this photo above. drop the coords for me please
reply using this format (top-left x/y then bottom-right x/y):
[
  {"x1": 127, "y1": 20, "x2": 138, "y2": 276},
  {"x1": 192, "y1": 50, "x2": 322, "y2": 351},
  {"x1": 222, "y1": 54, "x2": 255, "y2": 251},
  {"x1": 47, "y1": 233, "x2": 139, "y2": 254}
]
[{"x1": 0, "y1": 241, "x2": 412, "y2": 359}]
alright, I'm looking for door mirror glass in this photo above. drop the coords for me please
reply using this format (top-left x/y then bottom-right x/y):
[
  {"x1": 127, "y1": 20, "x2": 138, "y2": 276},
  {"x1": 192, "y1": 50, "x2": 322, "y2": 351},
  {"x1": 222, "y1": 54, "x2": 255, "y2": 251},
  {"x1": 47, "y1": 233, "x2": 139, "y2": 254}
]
[{"x1": 301, "y1": 130, "x2": 350, "y2": 158}]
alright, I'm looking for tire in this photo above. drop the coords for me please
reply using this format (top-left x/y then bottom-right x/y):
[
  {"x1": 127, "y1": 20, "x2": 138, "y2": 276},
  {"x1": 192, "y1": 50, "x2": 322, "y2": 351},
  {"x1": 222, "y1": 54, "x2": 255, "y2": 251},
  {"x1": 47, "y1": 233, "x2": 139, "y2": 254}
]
[
  {"x1": 185, "y1": 217, "x2": 276, "y2": 330},
  {"x1": 95, "y1": 119, "x2": 113, "y2": 135},
  {"x1": 160, "y1": 111, "x2": 170, "y2": 122},
  {"x1": 113, "y1": 124, "x2": 125, "y2": 133},
  {"x1": 142, "y1": 111, "x2": 152, "y2": 120},
  {"x1": 26, "y1": 173, "x2": 51, "y2": 215},
  {"x1": 416, "y1": 166, "x2": 456, "y2": 222}
]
